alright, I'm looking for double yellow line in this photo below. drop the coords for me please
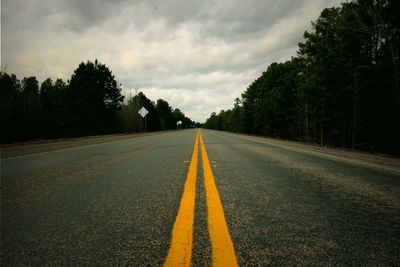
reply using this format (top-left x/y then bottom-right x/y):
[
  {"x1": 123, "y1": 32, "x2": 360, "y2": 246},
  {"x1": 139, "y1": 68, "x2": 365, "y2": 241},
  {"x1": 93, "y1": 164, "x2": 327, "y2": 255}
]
[{"x1": 164, "y1": 130, "x2": 238, "y2": 267}]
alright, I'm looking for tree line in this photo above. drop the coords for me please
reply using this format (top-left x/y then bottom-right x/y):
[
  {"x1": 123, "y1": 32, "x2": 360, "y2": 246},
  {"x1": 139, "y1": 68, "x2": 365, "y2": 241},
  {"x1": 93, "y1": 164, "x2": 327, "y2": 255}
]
[
  {"x1": 204, "y1": 0, "x2": 400, "y2": 155},
  {"x1": 0, "y1": 60, "x2": 194, "y2": 143},
  {"x1": 118, "y1": 92, "x2": 195, "y2": 133}
]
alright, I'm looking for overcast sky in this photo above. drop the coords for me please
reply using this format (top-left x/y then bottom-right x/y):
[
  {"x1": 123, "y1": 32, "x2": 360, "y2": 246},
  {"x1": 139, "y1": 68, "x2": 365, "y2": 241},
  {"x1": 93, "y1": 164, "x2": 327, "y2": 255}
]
[{"x1": 2, "y1": 0, "x2": 342, "y2": 122}]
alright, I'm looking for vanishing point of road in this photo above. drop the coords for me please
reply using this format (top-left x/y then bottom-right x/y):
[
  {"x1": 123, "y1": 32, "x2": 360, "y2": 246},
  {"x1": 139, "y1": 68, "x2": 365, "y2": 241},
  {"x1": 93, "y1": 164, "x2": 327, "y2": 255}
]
[{"x1": 1, "y1": 129, "x2": 400, "y2": 266}]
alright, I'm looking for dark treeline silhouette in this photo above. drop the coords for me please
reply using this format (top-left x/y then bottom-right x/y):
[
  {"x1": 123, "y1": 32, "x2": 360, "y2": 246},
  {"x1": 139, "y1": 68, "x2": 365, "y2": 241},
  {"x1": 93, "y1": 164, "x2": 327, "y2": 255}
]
[
  {"x1": 117, "y1": 92, "x2": 195, "y2": 132},
  {"x1": 1, "y1": 60, "x2": 194, "y2": 143},
  {"x1": 204, "y1": 0, "x2": 400, "y2": 155}
]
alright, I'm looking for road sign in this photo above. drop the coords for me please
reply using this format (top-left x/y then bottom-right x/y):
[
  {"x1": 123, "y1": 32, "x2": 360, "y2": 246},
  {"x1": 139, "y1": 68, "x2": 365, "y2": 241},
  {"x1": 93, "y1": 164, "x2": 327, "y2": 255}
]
[{"x1": 138, "y1": 107, "x2": 148, "y2": 118}]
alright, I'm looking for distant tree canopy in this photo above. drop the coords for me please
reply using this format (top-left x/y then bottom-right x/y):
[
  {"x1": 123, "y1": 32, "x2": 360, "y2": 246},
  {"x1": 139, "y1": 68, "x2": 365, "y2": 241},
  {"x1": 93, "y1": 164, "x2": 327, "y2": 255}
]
[
  {"x1": 204, "y1": 0, "x2": 400, "y2": 155},
  {"x1": 118, "y1": 92, "x2": 194, "y2": 132},
  {"x1": 1, "y1": 60, "x2": 194, "y2": 143}
]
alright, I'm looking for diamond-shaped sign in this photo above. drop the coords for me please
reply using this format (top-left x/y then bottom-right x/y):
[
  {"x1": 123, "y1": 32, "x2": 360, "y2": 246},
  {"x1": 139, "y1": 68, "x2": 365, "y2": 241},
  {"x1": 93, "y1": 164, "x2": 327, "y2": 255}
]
[{"x1": 138, "y1": 107, "x2": 148, "y2": 118}]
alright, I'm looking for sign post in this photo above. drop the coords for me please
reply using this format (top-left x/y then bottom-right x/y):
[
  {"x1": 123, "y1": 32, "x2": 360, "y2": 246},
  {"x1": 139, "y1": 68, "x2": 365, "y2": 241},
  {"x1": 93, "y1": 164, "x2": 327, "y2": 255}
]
[{"x1": 138, "y1": 106, "x2": 149, "y2": 132}]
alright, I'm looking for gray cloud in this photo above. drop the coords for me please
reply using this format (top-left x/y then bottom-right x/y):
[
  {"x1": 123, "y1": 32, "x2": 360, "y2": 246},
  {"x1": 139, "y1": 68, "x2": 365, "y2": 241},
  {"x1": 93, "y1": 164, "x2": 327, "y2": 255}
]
[{"x1": 2, "y1": 0, "x2": 342, "y2": 122}]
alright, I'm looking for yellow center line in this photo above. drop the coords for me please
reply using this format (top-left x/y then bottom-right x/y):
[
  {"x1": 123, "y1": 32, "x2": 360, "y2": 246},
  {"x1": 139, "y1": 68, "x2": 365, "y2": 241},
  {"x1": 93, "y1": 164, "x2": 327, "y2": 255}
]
[
  {"x1": 199, "y1": 130, "x2": 239, "y2": 267},
  {"x1": 164, "y1": 130, "x2": 199, "y2": 267}
]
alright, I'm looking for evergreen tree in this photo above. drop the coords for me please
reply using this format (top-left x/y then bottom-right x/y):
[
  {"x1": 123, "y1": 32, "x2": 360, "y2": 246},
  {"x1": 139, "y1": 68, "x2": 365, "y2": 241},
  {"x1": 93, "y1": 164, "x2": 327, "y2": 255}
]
[{"x1": 66, "y1": 60, "x2": 124, "y2": 136}]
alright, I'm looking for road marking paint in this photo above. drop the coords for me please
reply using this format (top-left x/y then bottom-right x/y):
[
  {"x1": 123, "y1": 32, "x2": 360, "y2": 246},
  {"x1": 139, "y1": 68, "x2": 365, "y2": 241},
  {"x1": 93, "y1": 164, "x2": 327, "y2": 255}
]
[
  {"x1": 199, "y1": 131, "x2": 239, "y2": 267},
  {"x1": 183, "y1": 160, "x2": 191, "y2": 163},
  {"x1": 164, "y1": 130, "x2": 199, "y2": 267}
]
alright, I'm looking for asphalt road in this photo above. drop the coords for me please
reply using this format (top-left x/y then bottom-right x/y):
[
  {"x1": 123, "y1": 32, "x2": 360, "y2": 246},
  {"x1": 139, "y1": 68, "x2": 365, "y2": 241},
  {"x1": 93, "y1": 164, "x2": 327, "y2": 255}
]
[{"x1": 1, "y1": 129, "x2": 400, "y2": 266}]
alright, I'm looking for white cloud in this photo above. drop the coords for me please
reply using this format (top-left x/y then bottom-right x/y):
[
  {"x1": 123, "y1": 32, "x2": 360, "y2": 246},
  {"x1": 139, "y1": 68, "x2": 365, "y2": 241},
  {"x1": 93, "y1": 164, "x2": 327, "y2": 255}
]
[{"x1": 2, "y1": 0, "x2": 342, "y2": 122}]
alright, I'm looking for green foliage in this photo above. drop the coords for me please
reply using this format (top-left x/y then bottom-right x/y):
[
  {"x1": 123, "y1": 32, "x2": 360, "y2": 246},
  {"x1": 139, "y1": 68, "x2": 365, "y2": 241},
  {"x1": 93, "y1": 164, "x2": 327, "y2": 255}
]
[
  {"x1": 1, "y1": 72, "x2": 22, "y2": 142},
  {"x1": 204, "y1": 0, "x2": 400, "y2": 155},
  {"x1": 40, "y1": 78, "x2": 67, "y2": 137},
  {"x1": 66, "y1": 60, "x2": 124, "y2": 136},
  {"x1": 117, "y1": 92, "x2": 194, "y2": 132},
  {"x1": 117, "y1": 93, "x2": 142, "y2": 132},
  {"x1": 172, "y1": 108, "x2": 194, "y2": 129},
  {"x1": 157, "y1": 99, "x2": 175, "y2": 130},
  {"x1": 1, "y1": 60, "x2": 195, "y2": 143}
]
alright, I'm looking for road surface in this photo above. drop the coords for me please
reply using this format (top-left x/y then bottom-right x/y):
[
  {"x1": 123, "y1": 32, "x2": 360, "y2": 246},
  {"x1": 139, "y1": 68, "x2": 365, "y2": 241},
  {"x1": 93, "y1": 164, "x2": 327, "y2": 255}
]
[{"x1": 1, "y1": 129, "x2": 399, "y2": 265}]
